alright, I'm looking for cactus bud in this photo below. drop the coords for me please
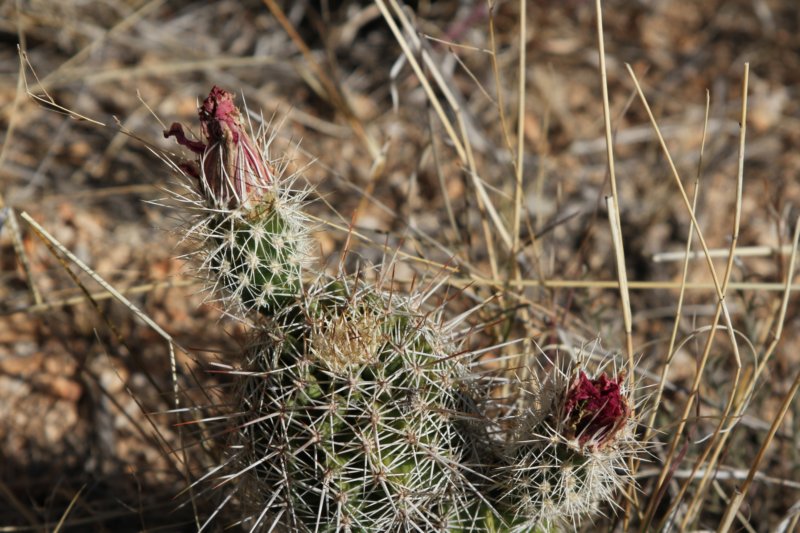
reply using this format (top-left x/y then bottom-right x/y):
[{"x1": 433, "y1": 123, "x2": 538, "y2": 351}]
[
  {"x1": 467, "y1": 351, "x2": 640, "y2": 530},
  {"x1": 165, "y1": 86, "x2": 311, "y2": 317},
  {"x1": 165, "y1": 86, "x2": 273, "y2": 210}
]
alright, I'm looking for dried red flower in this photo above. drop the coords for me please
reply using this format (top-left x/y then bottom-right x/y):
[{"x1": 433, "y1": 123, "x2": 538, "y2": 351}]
[
  {"x1": 165, "y1": 86, "x2": 273, "y2": 209},
  {"x1": 564, "y1": 370, "x2": 630, "y2": 449}
]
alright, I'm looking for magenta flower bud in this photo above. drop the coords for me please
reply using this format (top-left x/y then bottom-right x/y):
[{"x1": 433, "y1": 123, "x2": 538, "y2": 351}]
[
  {"x1": 563, "y1": 370, "x2": 630, "y2": 449},
  {"x1": 165, "y1": 86, "x2": 273, "y2": 209}
]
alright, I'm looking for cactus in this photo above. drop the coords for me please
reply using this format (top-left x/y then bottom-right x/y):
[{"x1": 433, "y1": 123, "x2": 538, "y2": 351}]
[
  {"x1": 467, "y1": 350, "x2": 640, "y2": 531},
  {"x1": 225, "y1": 277, "x2": 482, "y2": 531},
  {"x1": 165, "y1": 87, "x2": 639, "y2": 532},
  {"x1": 166, "y1": 87, "x2": 483, "y2": 531},
  {"x1": 165, "y1": 86, "x2": 312, "y2": 318}
]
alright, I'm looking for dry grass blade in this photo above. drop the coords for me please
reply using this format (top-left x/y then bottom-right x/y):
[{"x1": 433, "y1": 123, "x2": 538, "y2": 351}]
[
  {"x1": 668, "y1": 62, "x2": 751, "y2": 532},
  {"x1": 2, "y1": 44, "x2": 42, "y2": 307},
  {"x1": 377, "y1": 0, "x2": 512, "y2": 269},
  {"x1": 628, "y1": 63, "x2": 749, "y2": 529},
  {"x1": 605, "y1": 196, "x2": 633, "y2": 377},
  {"x1": 17, "y1": 211, "x2": 200, "y2": 527},
  {"x1": 453, "y1": 278, "x2": 800, "y2": 291},
  {"x1": 3, "y1": 278, "x2": 196, "y2": 316},
  {"x1": 511, "y1": 0, "x2": 526, "y2": 259},
  {"x1": 261, "y1": 0, "x2": 380, "y2": 160},
  {"x1": 595, "y1": 0, "x2": 634, "y2": 386},
  {"x1": 696, "y1": 214, "x2": 800, "y2": 532},
  {"x1": 29, "y1": 0, "x2": 167, "y2": 94},
  {"x1": 625, "y1": 64, "x2": 741, "y2": 352},
  {"x1": 18, "y1": 211, "x2": 189, "y2": 439},
  {"x1": 374, "y1": 0, "x2": 464, "y2": 161},
  {"x1": 718, "y1": 368, "x2": 800, "y2": 532},
  {"x1": 653, "y1": 244, "x2": 796, "y2": 262},
  {"x1": 52, "y1": 485, "x2": 85, "y2": 533},
  {"x1": 0, "y1": 480, "x2": 39, "y2": 529}
]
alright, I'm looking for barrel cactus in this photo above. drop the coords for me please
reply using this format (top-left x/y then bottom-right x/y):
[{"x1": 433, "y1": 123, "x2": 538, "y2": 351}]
[{"x1": 227, "y1": 278, "x2": 481, "y2": 531}]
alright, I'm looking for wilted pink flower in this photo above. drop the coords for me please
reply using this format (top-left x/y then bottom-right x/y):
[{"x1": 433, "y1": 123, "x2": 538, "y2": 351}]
[
  {"x1": 165, "y1": 86, "x2": 273, "y2": 209},
  {"x1": 563, "y1": 370, "x2": 630, "y2": 449}
]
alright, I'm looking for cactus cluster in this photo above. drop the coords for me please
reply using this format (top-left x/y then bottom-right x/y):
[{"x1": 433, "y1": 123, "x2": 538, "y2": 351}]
[{"x1": 164, "y1": 86, "x2": 639, "y2": 531}]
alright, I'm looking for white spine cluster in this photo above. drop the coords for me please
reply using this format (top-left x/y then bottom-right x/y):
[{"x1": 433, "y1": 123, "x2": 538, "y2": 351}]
[
  {"x1": 181, "y1": 174, "x2": 313, "y2": 318},
  {"x1": 163, "y1": 85, "x2": 313, "y2": 320}
]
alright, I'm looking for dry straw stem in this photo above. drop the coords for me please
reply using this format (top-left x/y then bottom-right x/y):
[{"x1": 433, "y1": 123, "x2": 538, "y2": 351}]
[
  {"x1": 18, "y1": 210, "x2": 194, "y2": 473},
  {"x1": 718, "y1": 341, "x2": 800, "y2": 531},
  {"x1": 684, "y1": 214, "x2": 800, "y2": 532},
  {"x1": 648, "y1": 64, "x2": 753, "y2": 532},
  {"x1": 652, "y1": 244, "x2": 797, "y2": 263},
  {"x1": 511, "y1": 0, "x2": 526, "y2": 261},
  {"x1": 641, "y1": 90, "x2": 710, "y2": 452},
  {"x1": 2, "y1": 47, "x2": 41, "y2": 307},
  {"x1": 605, "y1": 196, "x2": 632, "y2": 377},
  {"x1": 451, "y1": 277, "x2": 800, "y2": 292},
  {"x1": 375, "y1": 0, "x2": 512, "y2": 282},
  {"x1": 261, "y1": 0, "x2": 380, "y2": 162},
  {"x1": 375, "y1": 0, "x2": 529, "y2": 359},
  {"x1": 3, "y1": 278, "x2": 196, "y2": 316},
  {"x1": 595, "y1": 0, "x2": 634, "y2": 387},
  {"x1": 626, "y1": 61, "x2": 743, "y2": 361},
  {"x1": 628, "y1": 62, "x2": 749, "y2": 530},
  {"x1": 52, "y1": 484, "x2": 85, "y2": 533},
  {"x1": 19, "y1": 212, "x2": 180, "y2": 359},
  {"x1": 666, "y1": 63, "x2": 752, "y2": 532},
  {"x1": 260, "y1": 0, "x2": 387, "y2": 228},
  {"x1": 30, "y1": 0, "x2": 164, "y2": 93},
  {"x1": 507, "y1": 0, "x2": 538, "y2": 381},
  {"x1": 18, "y1": 210, "x2": 201, "y2": 525}
]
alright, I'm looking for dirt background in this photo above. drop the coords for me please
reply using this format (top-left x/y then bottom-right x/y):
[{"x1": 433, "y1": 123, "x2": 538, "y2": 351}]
[{"x1": 1, "y1": 0, "x2": 799, "y2": 531}]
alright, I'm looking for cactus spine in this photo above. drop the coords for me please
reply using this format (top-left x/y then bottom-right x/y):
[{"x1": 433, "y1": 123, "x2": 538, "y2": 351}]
[
  {"x1": 165, "y1": 87, "x2": 640, "y2": 532},
  {"x1": 232, "y1": 279, "x2": 479, "y2": 531}
]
